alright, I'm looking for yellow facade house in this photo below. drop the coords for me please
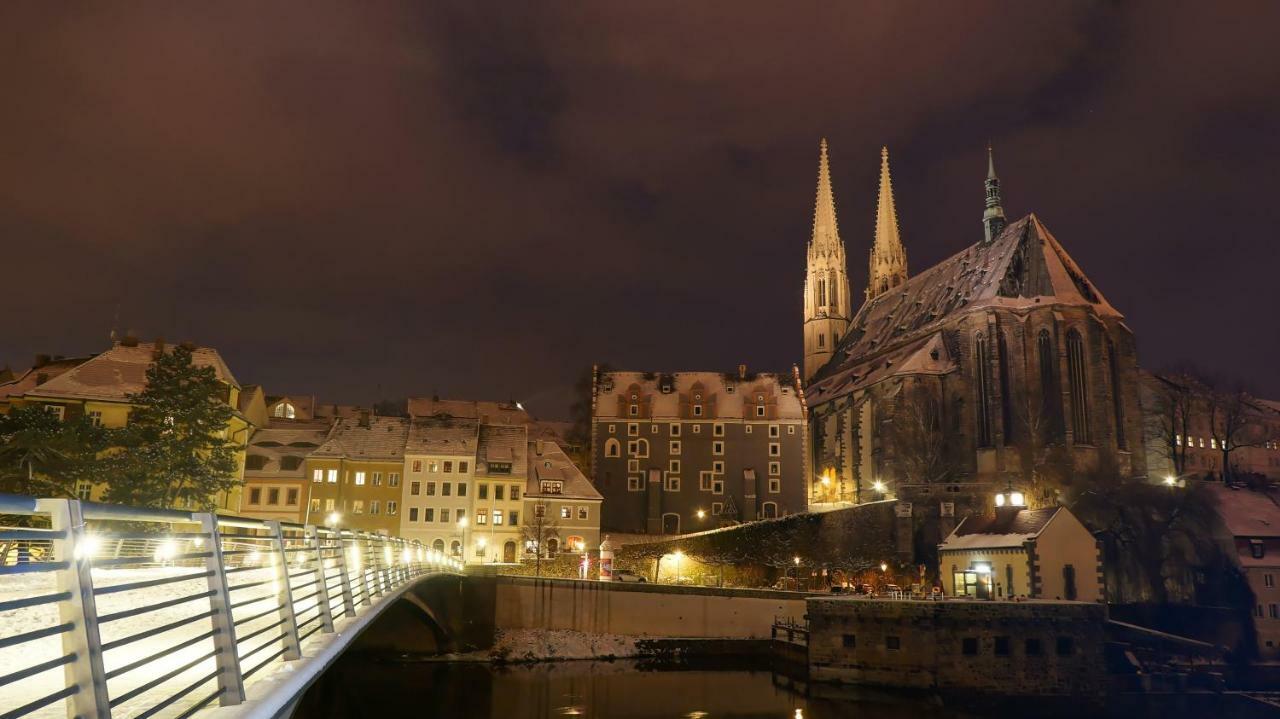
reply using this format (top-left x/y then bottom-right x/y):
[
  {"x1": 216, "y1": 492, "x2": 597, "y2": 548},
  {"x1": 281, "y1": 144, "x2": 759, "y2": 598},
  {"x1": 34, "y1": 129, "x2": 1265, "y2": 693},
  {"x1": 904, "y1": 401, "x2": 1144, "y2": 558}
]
[
  {"x1": 938, "y1": 503, "x2": 1103, "y2": 603},
  {"x1": 2, "y1": 338, "x2": 252, "y2": 510},
  {"x1": 304, "y1": 412, "x2": 408, "y2": 534}
]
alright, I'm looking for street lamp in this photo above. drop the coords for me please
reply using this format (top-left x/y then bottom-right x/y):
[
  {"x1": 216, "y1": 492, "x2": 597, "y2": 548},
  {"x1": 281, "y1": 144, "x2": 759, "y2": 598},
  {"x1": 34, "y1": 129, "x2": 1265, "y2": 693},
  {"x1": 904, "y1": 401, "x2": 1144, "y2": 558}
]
[
  {"x1": 1163, "y1": 475, "x2": 1178, "y2": 487},
  {"x1": 793, "y1": 555, "x2": 802, "y2": 591},
  {"x1": 696, "y1": 509, "x2": 706, "y2": 520},
  {"x1": 326, "y1": 511, "x2": 341, "y2": 527},
  {"x1": 672, "y1": 549, "x2": 684, "y2": 584},
  {"x1": 456, "y1": 516, "x2": 469, "y2": 563},
  {"x1": 872, "y1": 480, "x2": 886, "y2": 494}
]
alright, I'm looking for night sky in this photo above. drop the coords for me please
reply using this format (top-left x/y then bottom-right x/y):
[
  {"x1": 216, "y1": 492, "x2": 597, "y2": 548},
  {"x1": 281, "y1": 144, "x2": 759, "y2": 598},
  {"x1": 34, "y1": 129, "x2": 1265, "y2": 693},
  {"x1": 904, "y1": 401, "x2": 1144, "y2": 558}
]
[{"x1": 4, "y1": 2, "x2": 1279, "y2": 419}]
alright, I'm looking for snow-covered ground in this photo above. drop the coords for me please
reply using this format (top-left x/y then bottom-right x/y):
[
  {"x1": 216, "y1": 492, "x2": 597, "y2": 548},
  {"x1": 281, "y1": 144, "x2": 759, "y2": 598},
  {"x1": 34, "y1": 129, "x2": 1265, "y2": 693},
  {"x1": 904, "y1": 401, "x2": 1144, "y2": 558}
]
[
  {"x1": 1, "y1": 563, "x2": 321, "y2": 719},
  {"x1": 435, "y1": 629, "x2": 643, "y2": 663}
]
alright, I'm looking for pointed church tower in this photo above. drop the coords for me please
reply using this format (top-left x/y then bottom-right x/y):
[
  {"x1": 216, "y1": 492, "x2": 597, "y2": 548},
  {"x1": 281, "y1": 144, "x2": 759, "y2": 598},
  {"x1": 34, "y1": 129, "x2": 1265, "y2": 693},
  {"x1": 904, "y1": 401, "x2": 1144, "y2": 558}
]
[
  {"x1": 983, "y1": 144, "x2": 1007, "y2": 244},
  {"x1": 803, "y1": 139, "x2": 852, "y2": 383},
  {"x1": 867, "y1": 146, "x2": 908, "y2": 300}
]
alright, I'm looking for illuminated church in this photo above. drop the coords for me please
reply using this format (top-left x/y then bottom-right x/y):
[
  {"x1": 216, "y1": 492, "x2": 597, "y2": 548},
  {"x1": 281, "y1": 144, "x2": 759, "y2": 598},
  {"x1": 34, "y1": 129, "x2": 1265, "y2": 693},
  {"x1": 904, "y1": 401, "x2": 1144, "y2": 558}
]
[{"x1": 801, "y1": 141, "x2": 1147, "y2": 520}]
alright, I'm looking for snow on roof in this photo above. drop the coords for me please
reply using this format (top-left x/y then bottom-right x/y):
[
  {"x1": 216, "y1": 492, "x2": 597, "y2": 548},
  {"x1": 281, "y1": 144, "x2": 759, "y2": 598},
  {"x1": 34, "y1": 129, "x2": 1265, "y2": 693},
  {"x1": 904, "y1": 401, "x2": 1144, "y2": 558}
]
[
  {"x1": 405, "y1": 417, "x2": 478, "y2": 455},
  {"x1": 595, "y1": 370, "x2": 804, "y2": 420},
  {"x1": 939, "y1": 507, "x2": 1062, "y2": 551},
  {"x1": 1209, "y1": 483, "x2": 1280, "y2": 539},
  {"x1": 526, "y1": 439, "x2": 602, "y2": 501},
  {"x1": 809, "y1": 215, "x2": 1121, "y2": 404},
  {"x1": 312, "y1": 416, "x2": 409, "y2": 461},
  {"x1": 245, "y1": 426, "x2": 332, "y2": 477},
  {"x1": 406, "y1": 397, "x2": 530, "y2": 425},
  {"x1": 26, "y1": 341, "x2": 238, "y2": 402}
]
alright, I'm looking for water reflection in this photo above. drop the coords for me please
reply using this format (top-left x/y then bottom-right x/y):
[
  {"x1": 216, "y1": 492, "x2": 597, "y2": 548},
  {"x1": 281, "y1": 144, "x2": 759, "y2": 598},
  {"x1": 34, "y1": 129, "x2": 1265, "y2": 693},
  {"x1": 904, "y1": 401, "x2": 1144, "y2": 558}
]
[{"x1": 294, "y1": 657, "x2": 971, "y2": 719}]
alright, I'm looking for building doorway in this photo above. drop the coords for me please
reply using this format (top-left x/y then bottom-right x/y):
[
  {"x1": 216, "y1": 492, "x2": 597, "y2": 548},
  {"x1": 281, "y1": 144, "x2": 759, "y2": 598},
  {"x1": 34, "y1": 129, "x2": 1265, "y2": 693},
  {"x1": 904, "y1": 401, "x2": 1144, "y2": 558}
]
[
  {"x1": 503, "y1": 541, "x2": 517, "y2": 563},
  {"x1": 662, "y1": 513, "x2": 680, "y2": 535}
]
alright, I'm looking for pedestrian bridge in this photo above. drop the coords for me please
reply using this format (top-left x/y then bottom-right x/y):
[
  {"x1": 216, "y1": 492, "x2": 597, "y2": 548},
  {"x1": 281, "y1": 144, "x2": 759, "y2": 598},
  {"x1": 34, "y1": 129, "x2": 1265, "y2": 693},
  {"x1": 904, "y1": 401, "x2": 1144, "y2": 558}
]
[{"x1": 0, "y1": 494, "x2": 464, "y2": 719}]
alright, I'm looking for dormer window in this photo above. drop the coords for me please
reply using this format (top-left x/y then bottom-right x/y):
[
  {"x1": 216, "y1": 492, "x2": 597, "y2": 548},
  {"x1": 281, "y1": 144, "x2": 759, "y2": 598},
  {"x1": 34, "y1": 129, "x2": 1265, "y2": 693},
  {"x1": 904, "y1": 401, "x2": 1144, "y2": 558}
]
[
  {"x1": 272, "y1": 402, "x2": 296, "y2": 419},
  {"x1": 629, "y1": 404, "x2": 638, "y2": 416},
  {"x1": 693, "y1": 405, "x2": 703, "y2": 417}
]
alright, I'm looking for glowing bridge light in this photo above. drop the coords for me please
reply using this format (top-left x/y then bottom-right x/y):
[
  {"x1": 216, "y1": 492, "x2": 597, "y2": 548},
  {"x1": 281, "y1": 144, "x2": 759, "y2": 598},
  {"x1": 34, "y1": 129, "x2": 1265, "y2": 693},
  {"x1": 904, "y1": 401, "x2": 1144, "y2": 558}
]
[
  {"x1": 75, "y1": 533, "x2": 102, "y2": 560},
  {"x1": 153, "y1": 539, "x2": 177, "y2": 563}
]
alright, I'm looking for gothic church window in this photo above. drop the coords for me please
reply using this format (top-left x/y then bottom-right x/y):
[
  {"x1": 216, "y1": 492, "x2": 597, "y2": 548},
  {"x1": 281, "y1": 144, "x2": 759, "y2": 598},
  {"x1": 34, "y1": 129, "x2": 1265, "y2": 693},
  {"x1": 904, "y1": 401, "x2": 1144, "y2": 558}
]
[
  {"x1": 1066, "y1": 329, "x2": 1091, "y2": 444},
  {"x1": 974, "y1": 332, "x2": 994, "y2": 447},
  {"x1": 997, "y1": 332, "x2": 1014, "y2": 443},
  {"x1": 1108, "y1": 338, "x2": 1127, "y2": 450},
  {"x1": 1038, "y1": 330, "x2": 1064, "y2": 440}
]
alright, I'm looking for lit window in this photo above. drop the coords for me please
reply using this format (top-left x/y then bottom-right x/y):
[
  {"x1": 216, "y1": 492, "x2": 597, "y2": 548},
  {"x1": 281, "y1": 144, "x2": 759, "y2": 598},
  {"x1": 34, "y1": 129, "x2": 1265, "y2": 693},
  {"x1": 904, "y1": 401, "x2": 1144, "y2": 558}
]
[
  {"x1": 313, "y1": 469, "x2": 324, "y2": 483},
  {"x1": 1211, "y1": 438, "x2": 1218, "y2": 449},
  {"x1": 429, "y1": 461, "x2": 439, "y2": 472},
  {"x1": 493, "y1": 510, "x2": 504, "y2": 525},
  {"x1": 88, "y1": 411, "x2": 103, "y2": 427},
  {"x1": 389, "y1": 473, "x2": 399, "y2": 487},
  {"x1": 372, "y1": 472, "x2": 382, "y2": 486},
  {"x1": 769, "y1": 461, "x2": 780, "y2": 476},
  {"x1": 561, "y1": 506, "x2": 572, "y2": 519},
  {"x1": 475, "y1": 509, "x2": 485, "y2": 525},
  {"x1": 327, "y1": 469, "x2": 338, "y2": 483},
  {"x1": 670, "y1": 441, "x2": 681, "y2": 455},
  {"x1": 352, "y1": 500, "x2": 364, "y2": 515}
]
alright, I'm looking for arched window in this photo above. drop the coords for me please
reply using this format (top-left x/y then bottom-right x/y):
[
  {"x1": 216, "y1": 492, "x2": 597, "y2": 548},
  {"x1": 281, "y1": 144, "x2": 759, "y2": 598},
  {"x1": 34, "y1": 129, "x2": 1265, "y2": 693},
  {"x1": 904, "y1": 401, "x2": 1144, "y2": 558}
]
[
  {"x1": 997, "y1": 332, "x2": 1014, "y2": 443},
  {"x1": 1066, "y1": 329, "x2": 1090, "y2": 444},
  {"x1": 604, "y1": 438, "x2": 621, "y2": 458},
  {"x1": 273, "y1": 402, "x2": 296, "y2": 419},
  {"x1": 816, "y1": 278, "x2": 827, "y2": 308},
  {"x1": 1038, "y1": 330, "x2": 1064, "y2": 440},
  {"x1": 1006, "y1": 564, "x2": 1015, "y2": 597},
  {"x1": 974, "y1": 332, "x2": 994, "y2": 447},
  {"x1": 565, "y1": 535, "x2": 585, "y2": 552},
  {"x1": 761, "y1": 502, "x2": 778, "y2": 519},
  {"x1": 449, "y1": 540, "x2": 460, "y2": 556},
  {"x1": 634, "y1": 438, "x2": 649, "y2": 458},
  {"x1": 1108, "y1": 338, "x2": 1127, "y2": 450},
  {"x1": 828, "y1": 269, "x2": 839, "y2": 310},
  {"x1": 433, "y1": 539, "x2": 445, "y2": 552}
]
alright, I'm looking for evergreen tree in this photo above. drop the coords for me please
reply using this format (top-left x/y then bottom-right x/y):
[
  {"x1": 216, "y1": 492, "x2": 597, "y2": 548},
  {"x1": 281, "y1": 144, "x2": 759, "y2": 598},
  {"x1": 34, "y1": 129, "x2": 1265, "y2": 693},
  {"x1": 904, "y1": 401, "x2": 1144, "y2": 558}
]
[
  {"x1": 103, "y1": 345, "x2": 240, "y2": 510},
  {"x1": 0, "y1": 405, "x2": 108, "y2": 497}
]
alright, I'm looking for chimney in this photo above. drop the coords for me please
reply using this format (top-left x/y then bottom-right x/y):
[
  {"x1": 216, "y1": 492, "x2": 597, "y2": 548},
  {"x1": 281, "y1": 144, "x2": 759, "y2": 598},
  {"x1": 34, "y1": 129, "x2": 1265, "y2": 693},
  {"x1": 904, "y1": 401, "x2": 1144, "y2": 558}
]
[
  {"x1": 121, "y1": 332, "x2": 139, "y2": 347},
  {"x1": 738, "y1": 363, "x2": 747, "y2": 379},
  {"x1": 33, "y1": 354, "x2": 51, "y2": 368}
]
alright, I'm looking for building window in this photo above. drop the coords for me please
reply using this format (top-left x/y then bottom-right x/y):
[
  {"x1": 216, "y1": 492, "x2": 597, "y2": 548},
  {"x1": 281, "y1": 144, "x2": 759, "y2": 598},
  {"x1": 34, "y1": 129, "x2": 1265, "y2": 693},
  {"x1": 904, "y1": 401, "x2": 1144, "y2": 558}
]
[
  {"x1": 745, "y1": 425, "x2": 752, "y2": 434},
  {"x1": 1108, "y1": 338, "x2": 1126, "y2": 449},
  {"x1": 761, "y1": 502, "x2": 777, "y2": 518},
  {"x1": 1271, "y1": 604, "x2": 1279, "y2": 619},
  {"x1": 371, "y1": 472, "x2": 381, "y2": 486},
  {"x1": 671, "y1": 423, "x2": 681, "y2": 436},
  {"x1": 713, "y1": 461, "x2": 724, "y2": 474},
  {"x1": 370, "y1": 500, "x2": 380, "y2": 515},
  {"x1": 713, "y1": 423, "x2": 724, "y2": 437},
  {"x1": 713, "y1": 441, "x2": 724, "y2": 455},
  {"x1": 352, "y1": 500, "x2": 364, "y2": 515},
  {"x1": 769, "y1": 443, "x2": 780, "y2": 456},
  {"x1": 608, "y1": 424, "x2": 616, "y2": 434},
  {"x1": 473, "y1": 509, "x2": 484, "y2": 524},
  {"x1": 769, "y1": 424, "x2": 780, "y2": 438},
  {"x1": 578, "y1": 507, "x2": 588, "y2": 520},
  {"x1": 412, "y1": 460, "x2": 422, "y2": 473},
  {"x1": 327, "y1": 469, "x2": 338, "y2": 483},
  {"x1": 994, "y1": 636, "x2": 1010, "y2": 656},
  {"x1": 628, "y1": 476, "x2": 642, "y2": 491},
  {"x1": 628, "y1": 459, "x2": 639, "y2": 472},
  {"x1": 886, "y1": 636, "x2": 901, "y2": 651},
  {"x1": 628, "y1": 423, "x2": 639, "y2": 436},
  {"x1": 249, "y1": 488, "x2": 262, "y2": 505},
  {"x1": 1066, "y1": 329, "x2": 1091, "y2": 444},
  {"x1": 997, "y1": 332, "x2": 1014, "y2": 443},
  {"x1": 492, "y1": 510, "x2": 503, "y2": 525},
  {"x1": 442, "y1": 482, "x2": 452, "y2": 497},
  {"x1": 1265, "y1": 573, "x2": 1275, "y2": 588},
  {"x1": 1025, "y1": 638, "x2": 1043, "y2": 656},
  {"x1": 409, "y1": 507, "x2": 419, "y2": 522},
  {"x1": 700, "y1": 472, "x2": 713, "y2": 491},
  {"x1": 443, "y1": 461, "x2": 453, "y2": 473},
  {"x1": 561, "y1": 506, "x2": 572, "y2": 519},
  {"x1": 75, "y1": 481, "x2": 92, "y2": 500},
  {"x1": 1063, "y1": 564, "x2": 1077, "y2": 600},
  {"x1": 711, "y1": 502, "x2": 723, "y2": 515},
  {"x1": 43, "y1": 405, "x2": 65, "y2": 421},
  {"x1": 769, "y1": 478, "x2": 780, "y2": 493},
  {"x1": 842, "y1": 634, "x2": 856, "y2": 648},
  {"x1": 651, "y1": 424, "x2": 659, "y2": 434},
  {"x1": 267, "y1": 488, "x2": 280, "y2": 505},
  {"x1": 1251, "y1": 540, "x2": 1265, "y2": 559},
  {"x1": 768, "y1": 461, "x2": 780, "y2": 476},
  {"x1": 495, "y1": 485, "x2": 505, "y2": 500},
  {"x1": 511, "y1": 485, "x2": 520, "y2": 500},
  {"x1": 430, "y1": 461, "x2": 440, "y2": 472},
  {"x1": 1038, "y1": 330, "x2": 1064, "y2": 440},
  {"x1": 665, "y1": 475, "x2": 680, "y2": 492},
  {"x1": 756, "y1": 405, "x2": 765, "y2": 417},
  {"x1": 692, "y1": 424, "x2": 700, "y2": 434},
  {"x1": 669, "y1": 459, "x2": 681, "y2": 473},
  {"x1": 962, "y1": 637, "x2": 978, "y2": 656},
  {"x1": 312, "y1": 469, "x2": 323, "y2": 483},
  {"x1": 693, "y1": 405, "x2": 704, "y2": 417},
  {"x1": 424, "y1": 508, "x2": 435, "y2": 522},
  {"x1": 87, "y1": 410, "x2": 103, "y2": 427},
  {"x1": 974, "y1": 332, "x2": 994, "y2": 448},
  {"x1": 324, "y1": 498, "x2": 335, "y2": 512},
  {"x1": 411, "y1": 481, "x2": 421, "y2": 496},
  {"x1": 634, "y1": 439, "x2": 649, "y2": 457},
  {"x1": 1056, "y1": 637, "x2": 1074, "y2": 656},
  {"x1": 459, "y1": 462, "x2": 468, "y2": 473},
  {"x1": 670, "y1": 440, "x2": 681, "y2": 455},
  {"x1": 629, "y1": 404, "x2": 638, "y2": 416},
  {"x1": 605, "y1": 438, "x2": 621, "y2": 457},
  {"x1": 390, "y1": 473, "x2": 400, "y2": 487}
]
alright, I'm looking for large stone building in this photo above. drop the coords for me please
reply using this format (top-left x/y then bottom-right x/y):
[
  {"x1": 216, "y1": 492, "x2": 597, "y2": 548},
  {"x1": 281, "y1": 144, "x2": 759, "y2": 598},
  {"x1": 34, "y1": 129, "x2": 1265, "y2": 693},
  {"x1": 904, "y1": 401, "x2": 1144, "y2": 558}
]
[
  {"x1": 590, "y1": 367, "x2": 808, "y2": 535},
  {"x1": 804, "y1": 145, "x2": 1147, "y2": 530}
]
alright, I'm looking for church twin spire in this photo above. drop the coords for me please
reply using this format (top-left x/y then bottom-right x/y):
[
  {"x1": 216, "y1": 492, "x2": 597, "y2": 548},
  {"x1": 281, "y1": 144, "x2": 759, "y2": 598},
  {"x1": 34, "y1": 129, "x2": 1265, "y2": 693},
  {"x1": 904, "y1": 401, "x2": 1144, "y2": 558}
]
[
  {"x1": 983, "y1": 144, "x2": 1007, "y2": 244},
  {"x1": 867, "y1": 146, "x2": 908, "y2": 300},
  {"x1": 810, "y1": 138, "x2": 841, "y2": 252}
]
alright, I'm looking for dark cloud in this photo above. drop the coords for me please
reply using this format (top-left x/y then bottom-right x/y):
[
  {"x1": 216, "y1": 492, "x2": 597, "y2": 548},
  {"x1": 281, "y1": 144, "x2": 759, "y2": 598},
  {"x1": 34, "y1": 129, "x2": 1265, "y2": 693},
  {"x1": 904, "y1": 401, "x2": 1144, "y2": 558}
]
[{"x1": 2, "y1": 1, "x2": 1279, "y2": 417}]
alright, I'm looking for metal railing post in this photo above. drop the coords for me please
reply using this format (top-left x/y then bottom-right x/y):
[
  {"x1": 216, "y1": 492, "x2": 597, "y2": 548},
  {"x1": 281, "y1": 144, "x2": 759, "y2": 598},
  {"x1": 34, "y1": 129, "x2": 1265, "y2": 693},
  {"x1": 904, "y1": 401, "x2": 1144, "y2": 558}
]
[
  {"x1": 39, "y1": 498, "x2": 111, "y2": 719},
  {"x1": 197, "y1": 513, "x2": 245, "y2": 706},
  {"x1": 360, "y1": 534, "x2": 376, "y2": 604},
  {"x1": 332, "y1": 531, "x2": 357, "y2": 617},
  {"x1": 305, "y1": 526, "x2": 335, "y2": 634},
  {"x1": 266, "y1": 521, "x2": 302, "y2": 660}
]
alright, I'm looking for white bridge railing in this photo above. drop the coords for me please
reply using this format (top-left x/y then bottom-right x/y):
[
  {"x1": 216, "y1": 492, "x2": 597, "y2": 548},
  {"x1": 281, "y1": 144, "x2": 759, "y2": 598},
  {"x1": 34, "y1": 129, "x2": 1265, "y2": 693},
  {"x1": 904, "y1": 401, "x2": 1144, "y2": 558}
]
[{"x1": 0, "y1": 494, "x2": 460, "y2": 719}]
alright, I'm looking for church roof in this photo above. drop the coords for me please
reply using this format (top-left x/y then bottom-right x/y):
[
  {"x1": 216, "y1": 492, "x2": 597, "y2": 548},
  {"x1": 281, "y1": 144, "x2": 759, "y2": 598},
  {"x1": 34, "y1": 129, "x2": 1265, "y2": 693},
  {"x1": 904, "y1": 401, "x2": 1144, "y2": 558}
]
[{"x1": 808, "y1": 214, "x2": 1120, "y2": 405}]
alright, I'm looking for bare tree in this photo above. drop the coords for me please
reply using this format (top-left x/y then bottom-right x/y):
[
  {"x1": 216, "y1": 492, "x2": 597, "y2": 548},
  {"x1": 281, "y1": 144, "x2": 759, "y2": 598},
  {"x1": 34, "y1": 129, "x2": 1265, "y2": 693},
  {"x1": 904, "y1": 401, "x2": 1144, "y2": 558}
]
[
  {"x1": 1010, "y1": 388, "x2": 1072, "y2": 503},
  {"x1": 520, "y1": 500, "x2": 561, "y2": 577},
  {"x1": 881, "y1": 380, "x2": 951, "y2": 488},
  {"x1": 1145, "y1": 372, "x2": 1196, "y2": 478},
  {"x1": 1203, "y1": 383, "x2": 1276, "y2": 483}
]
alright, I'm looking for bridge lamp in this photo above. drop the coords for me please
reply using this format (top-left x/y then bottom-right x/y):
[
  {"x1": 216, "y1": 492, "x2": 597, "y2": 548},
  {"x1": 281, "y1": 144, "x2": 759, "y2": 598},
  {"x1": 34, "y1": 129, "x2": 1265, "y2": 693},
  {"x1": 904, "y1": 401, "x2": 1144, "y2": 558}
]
[
  {"x1": 348, "y1": 546, "x2": 361, "y2": 570},
  {"x1": 326, "y1": 512, "x2": 341, "y2": 526},
  {"x1": 477, "y1": 537, "x2": 487, "y2": 548},
  {"x1": 75, "y1": 533, "x2": 102, "y2": 560},
  {"x1": 401, "y1": 548, "x2": 412, "y2": 564},
  {"x1": 153, "y1": 539, "x2": 178, "y2": 563},
  {"x1": 456, "y1": 517, "x2": 469, "y2": 529},
  {"x1": 383, "y1": 547, "x2": 393, "y2": 565},
  {"x1": 191, "y1": 536, "x2": 205, "y2": 549}
]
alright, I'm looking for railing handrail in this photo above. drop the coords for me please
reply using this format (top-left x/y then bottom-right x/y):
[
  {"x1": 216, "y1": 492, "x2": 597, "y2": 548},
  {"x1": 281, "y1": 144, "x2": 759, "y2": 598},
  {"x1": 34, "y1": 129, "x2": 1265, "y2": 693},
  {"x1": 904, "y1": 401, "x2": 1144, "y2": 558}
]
[{"x1": 0, "y1": 493, "x2": 461, "y2": 719}]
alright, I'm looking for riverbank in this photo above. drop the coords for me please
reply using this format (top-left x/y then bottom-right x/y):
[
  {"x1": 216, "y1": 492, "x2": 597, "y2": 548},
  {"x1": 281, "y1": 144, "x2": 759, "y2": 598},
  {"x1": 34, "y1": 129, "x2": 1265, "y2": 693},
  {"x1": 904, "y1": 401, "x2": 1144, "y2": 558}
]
[{"x1": 395, "y1": 628, "x2": 773, "y2": 665}]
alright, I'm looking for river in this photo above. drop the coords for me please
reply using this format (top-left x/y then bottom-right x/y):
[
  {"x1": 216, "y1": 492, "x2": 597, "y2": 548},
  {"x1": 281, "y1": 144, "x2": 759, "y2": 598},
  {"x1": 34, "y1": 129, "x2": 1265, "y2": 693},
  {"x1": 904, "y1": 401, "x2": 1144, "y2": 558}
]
[{"x1": 291, "y1": 655, "x2": 1219, "y2": 719}]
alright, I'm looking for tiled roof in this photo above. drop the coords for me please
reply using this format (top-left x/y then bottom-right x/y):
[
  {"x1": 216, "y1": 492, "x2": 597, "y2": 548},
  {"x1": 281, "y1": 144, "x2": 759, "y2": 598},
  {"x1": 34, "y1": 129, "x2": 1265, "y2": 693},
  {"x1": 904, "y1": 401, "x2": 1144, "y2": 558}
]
[
  {"x1": 406, "y1": 397, "x2": 531, "y2": 425},
  {"x1": 25, "y1": 342, "x2": 238, "y2": 402},
  {"x1": 939, "y1": 507, "x2": 1061, "y2": 550},
  {"x1": 476, "y1": 424, "x2": 527, "y2": 476},
  {"x1": 594, "y1": 370, "x2": 804, "y2": 420},
  {"x1": 526, "y1": 439, "x2": 602, "y2": 501},
  {"x1": 0, "y1": 356, "x2": 94, "y2": 400},
  {"x1": 1209, "y1": 483, "x2": 1280, "y2": 539},
  {"x1": 312, "y1": 416, "x2": 409, "y2": 461},
  {"x1": 244, "y1": 426, "x2": 332, "y2": 478},
  {"x1": 406, "y1": 417, "x2": 479, "y2": 455},
  {"x1": 809, "y1": 215, "x2": 1119, "y2": 404}
]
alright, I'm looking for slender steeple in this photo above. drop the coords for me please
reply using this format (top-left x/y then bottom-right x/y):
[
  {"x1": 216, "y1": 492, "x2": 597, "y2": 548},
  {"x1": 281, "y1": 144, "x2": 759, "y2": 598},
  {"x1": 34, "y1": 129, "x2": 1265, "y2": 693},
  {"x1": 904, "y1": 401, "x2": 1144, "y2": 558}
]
[
  {"x1": 811, "y1": 138, "x2": 840, "y2": 249},
  {"x1": 983, "y1": 143, "x2": 1007, "y2": 244},
  {"x1": 803, "y1": 138, "x2": 851, "y2": 383},
  {"x1": 867, "y1": 146, "x2": 908, "y2": 300}
]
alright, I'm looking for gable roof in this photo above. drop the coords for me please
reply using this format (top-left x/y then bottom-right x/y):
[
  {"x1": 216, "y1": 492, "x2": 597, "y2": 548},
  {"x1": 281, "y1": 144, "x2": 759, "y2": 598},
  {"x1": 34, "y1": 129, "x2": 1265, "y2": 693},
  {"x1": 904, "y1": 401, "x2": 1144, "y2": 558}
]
[
  {"x1": 0, "y1": 356, "x2": 95, "y2": 401},
  {"x1": 1209, "y1": 483, "x2": 1280, "y2": 539},
  {"x1": 939, "y1": 507, "x2": 1062, "y2": 550},
  {"x1": 406, "y1": 397, "x2": 531, "y2": 425},
  {"x1": 526, "y1": 439, "x2": 602, "y2": 501},
  {"x1": 25, "y1": 342, "x2": 238, "y2": 402},
  {"x1": 594, "y1": 370, "x2": 805, "y2": 420},
  {"x1": 405, "y1": 416, "x2": 479, "y2": 455},
  {"x1": 476, "y1": 424, "x2": 527, "y2": 475},
  {"x1": 312, "y1": 416, "x2": 409, "y2": 461},
  {"x1": 808, "y1": 214, "x2": 1119, "y2": 405},
  {"x1": 244, "y1": 425, "x2": 332, "y2": 478}
]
